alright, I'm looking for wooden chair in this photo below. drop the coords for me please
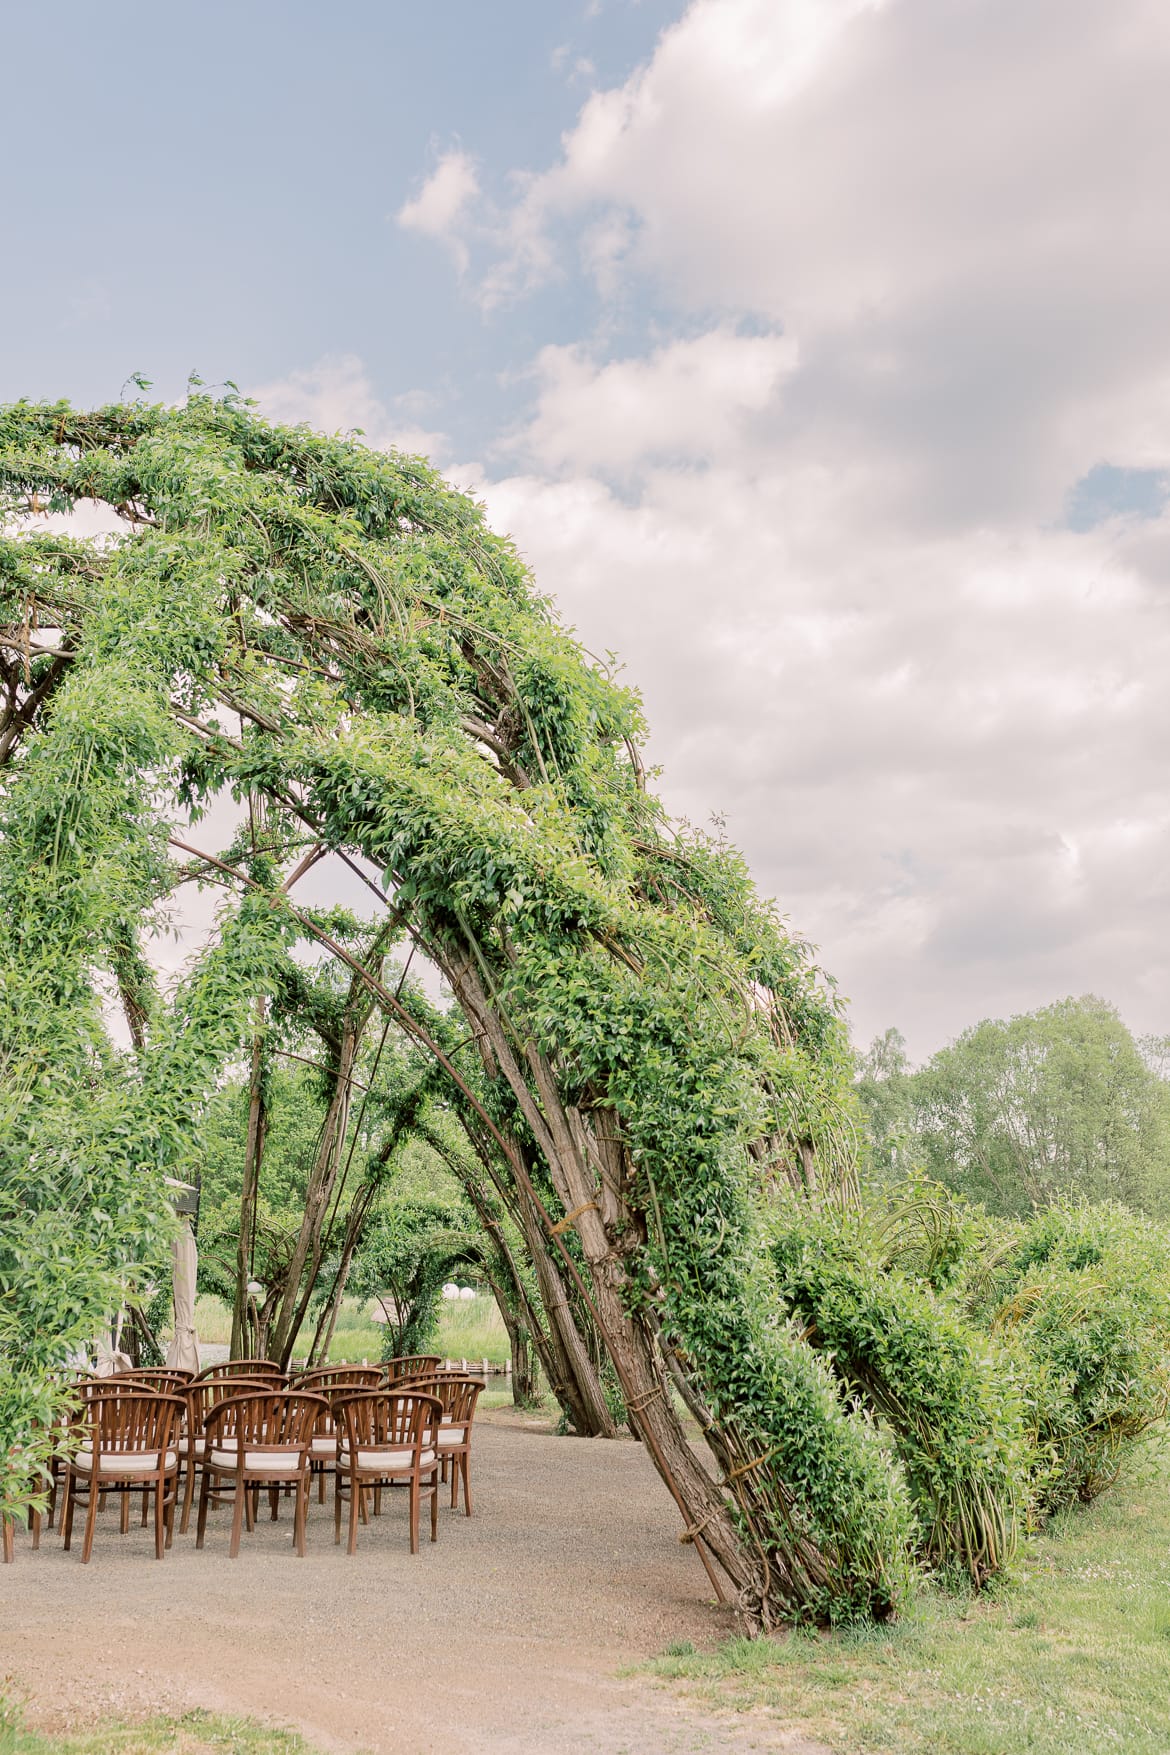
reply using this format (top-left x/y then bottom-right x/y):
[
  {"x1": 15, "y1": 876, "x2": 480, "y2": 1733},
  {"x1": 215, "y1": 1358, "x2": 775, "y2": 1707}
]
[
  {"x1": 291, "y1": 1369, "x2": 385, "y2": 1503},
  {"x1": 333, "y1": 1391, "x2": 442, "y2": 1555},
  {"x1": 179, "y1": 1374, "x2": 282, "y2": 1534},
  {"x1": 192, "y1": 1359, "x2": 283, "y2": 1383},
  {"x1": 65, "y1": 1378, "x2": 157, "y2": 1535},
  {"x1": 195, "y1": 1390, "x2": 325, "y2": 1558},
  {"x1": 383, "y1": 1354, "x2": 441, "y2": 1384},
  {"x1": 26, "y1": 1370, "x2": 94, "y2": 1544},
  {"x1": 59, "y1": 1388, "x2": 184, "y2": 1563},
  {"x1": 401, "y1": 1376, "x2": 484, "y2": 1514}
]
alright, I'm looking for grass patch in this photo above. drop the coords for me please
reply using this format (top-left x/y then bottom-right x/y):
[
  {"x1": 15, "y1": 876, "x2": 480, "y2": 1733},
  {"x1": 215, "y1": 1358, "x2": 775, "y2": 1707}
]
[
  {"x1": 647, "y1": 1437, "x2": 1170, "y2": 1754},
  {"x1": 191, "y1": 1296, "x2": 231, "y2": 1347},
  {"x1": 434, "y1": 1292, "x2": 509, "y2": 1366},
  {"x1": 191, "y1": 1292, "x2": 510, "y2": 1370},
  {"x1": 0, "y1": 1705, "x2": 325, "y2": 1755}
]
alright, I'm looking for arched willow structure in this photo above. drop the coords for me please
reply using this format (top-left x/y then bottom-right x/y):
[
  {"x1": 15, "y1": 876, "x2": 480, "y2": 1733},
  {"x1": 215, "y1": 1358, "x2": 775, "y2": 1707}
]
[{"x1": 0, "y1": 395, "x2": 915, "y2": 1620}]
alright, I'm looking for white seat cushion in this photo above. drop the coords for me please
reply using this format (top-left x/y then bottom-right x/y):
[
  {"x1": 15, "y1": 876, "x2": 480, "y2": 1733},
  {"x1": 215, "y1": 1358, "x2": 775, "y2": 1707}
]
[
  {"x1": 176, "y1": 1435, "x2": 208, "y2": 1456},
  {"x1": 338, "y1": 1447, "x2": 436, "y2": 1472},
  {"x1": 208, "y1": 1448, "x2": 304, "y2": 1472},
  {"x1": 436, "y1": 1427, "x2": 468, "y2": 1448},
  {"x1": 310, "y1": 1435, "x2": 338, "y2": 1457},
  {"x1": 74, "y1": 1449, "x2": 178, "y2": 1475}
]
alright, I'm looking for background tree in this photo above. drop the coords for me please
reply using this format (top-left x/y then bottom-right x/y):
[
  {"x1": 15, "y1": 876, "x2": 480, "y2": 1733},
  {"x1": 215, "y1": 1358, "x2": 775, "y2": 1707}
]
[
  {"x1": 854, "y1": 1027, "x2": 915, "y2": 1180},
  {"x1": 912, "y1": 997, "x2": 1170, "y2": 1217}
]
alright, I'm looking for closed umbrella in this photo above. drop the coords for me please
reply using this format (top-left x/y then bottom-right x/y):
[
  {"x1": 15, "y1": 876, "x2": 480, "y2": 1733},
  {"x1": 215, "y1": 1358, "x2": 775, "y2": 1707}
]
[
  {"x1": 166, "y1": 1217, "x2": 200, "y2": 1372},
  {"x1": 94, "y1": 1309, "x2": 132, "y2": 1376}
]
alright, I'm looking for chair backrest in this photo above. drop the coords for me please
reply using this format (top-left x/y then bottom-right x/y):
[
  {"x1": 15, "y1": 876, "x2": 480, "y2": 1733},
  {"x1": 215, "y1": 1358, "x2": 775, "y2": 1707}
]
[
  {"x1": 193, "y1": 1359, "x2": 283, "y2": 1383},
  {"x1": 292, "y1": 1365, "x2": 383, "y2": 1392},
  {"x1": 400, "y1": 1367, "x2": 487, "y2": 1385},
  {"x1": 384, "y1": 1354, "x2": 441, "y2": 1383},
  {"x1": 202, "y1": 1390, "x2": 326, "y2": 1460},
  {"x1": 81, "y1": 1387, "x2": 184, "y2": 1459},
  {"x1": 71, "y1": 1377, "x2": 146, "y2": 1409},
  {"x1": 114, "y1": 1368, "x2": 194, "y2": 1391},
  {"x1": 335, "y1": 1391, "x2": 442, "y2": 1459},
  {"x1": 187, "y1": 1374, "x2": 285, "y2": 1430},
  {"x1": 429, "y1": 1376, "x2": 484, "y2": 1426}
]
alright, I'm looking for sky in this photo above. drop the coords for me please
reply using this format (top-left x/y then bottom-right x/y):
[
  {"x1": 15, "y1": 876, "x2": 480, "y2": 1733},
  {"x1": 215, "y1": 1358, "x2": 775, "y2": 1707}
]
[{"x1": 3, "y1": 0, "x2": 1169, "y2": 1062}]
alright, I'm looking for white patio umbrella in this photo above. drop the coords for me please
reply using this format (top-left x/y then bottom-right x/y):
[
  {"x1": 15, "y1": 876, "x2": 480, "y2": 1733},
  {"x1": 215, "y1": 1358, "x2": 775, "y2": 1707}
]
[{"x1": 165, "y1": 1217, "x2": 200, "y2": 1373}]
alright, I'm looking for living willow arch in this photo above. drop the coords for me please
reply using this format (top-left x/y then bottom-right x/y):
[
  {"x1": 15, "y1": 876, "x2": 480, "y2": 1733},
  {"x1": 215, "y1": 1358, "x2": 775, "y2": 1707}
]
[{"x1": 0, "y1": 395, "x2": 915, "y2": 1623}]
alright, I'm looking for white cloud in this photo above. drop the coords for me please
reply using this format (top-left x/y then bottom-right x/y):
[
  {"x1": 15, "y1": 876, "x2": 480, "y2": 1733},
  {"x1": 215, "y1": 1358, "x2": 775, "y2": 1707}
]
[
  {"x1": 250, "y1": 355, "x2": 447, "y2": 461},
  {"x1": 482, "y1": 455, "x2": 1170, "y2": 1057},
  {"x1": 397, "y1": 150, "x2": 481, "y2": 275},
  {"x1": 510, "y1": 328, "x2": 799, "y2": 476},
  {"x1": 370, "y1": 0, "x2": 1170, "y2": 1054}
]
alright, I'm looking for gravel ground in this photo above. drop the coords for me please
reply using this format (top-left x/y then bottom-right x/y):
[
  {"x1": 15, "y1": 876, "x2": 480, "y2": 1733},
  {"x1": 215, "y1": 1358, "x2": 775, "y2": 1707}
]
[{"x1": 0, "y1": 1410, "x2": 826, "y2": 1755}]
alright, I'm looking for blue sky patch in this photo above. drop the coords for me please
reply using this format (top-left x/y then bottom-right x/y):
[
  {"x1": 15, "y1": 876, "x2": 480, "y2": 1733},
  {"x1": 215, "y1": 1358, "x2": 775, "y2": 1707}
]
[{"x1": 1065, "y1": 464, "x2": 1170, "y2": 532}]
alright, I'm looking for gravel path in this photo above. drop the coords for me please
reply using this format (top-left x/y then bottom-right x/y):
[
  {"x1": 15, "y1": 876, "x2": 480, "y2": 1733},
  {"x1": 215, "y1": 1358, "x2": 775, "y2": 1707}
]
[{"x1": 0, "y1": 1410, "x2": 826, "y2": 1755}]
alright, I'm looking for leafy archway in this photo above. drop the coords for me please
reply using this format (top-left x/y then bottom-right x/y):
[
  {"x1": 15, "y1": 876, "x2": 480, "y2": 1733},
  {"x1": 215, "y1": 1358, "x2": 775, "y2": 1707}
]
[{"x1": 0, "y1": 394, "x2": 913, "y2": 1621}]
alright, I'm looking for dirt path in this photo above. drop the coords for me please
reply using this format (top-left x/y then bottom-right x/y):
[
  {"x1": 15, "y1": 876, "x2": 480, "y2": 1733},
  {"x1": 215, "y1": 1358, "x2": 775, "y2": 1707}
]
[{"x1": 0, "y1": 1413, "x2": 825, "y2": 1755}]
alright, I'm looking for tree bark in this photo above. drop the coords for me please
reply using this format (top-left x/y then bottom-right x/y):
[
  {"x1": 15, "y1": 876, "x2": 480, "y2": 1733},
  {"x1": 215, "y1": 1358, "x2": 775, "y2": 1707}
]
[
  {"x1": 230, "y1": 1005, "x2": 268, "y2": 1358},
  {"x1": 435, "y1": 1109, "x2": 616, "y2": 1435},
  {"x1": 443, "y1": 954, "x2": 753, "y2": 1600},
  {"x1": 269, "y1": 1002, "x2": 367, "y2": 1368},
  {"x1": 307, "y1": 1179, "x2": 377, "y2": 1365}
]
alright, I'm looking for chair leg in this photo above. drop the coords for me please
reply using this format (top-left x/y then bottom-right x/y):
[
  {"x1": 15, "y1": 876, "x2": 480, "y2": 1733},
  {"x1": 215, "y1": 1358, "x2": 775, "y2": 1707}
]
[
  {"x1": 1, "y1": 1516, "x2": 13, "y2": 1564},
  {"x1": 317, "y1": 1466, "x2": 326, "y2": 1504},
  {"x1": 244, "y1": 1487, "x2": 256, "y2": 1533},
  {"x1": 450, "y1": 1454, "x2": 459, "y2": 1509},
  {"x1": 80, "y1": 1475, "x2": 100, "y2": 1564},
  {"x1": 430, "y1": 1477, "x2": 438, "y2": 1543},
  {"x1": 165, "y1": 1477, "x2": 177, "y2": 1549},
  {"x1": 141, "y1": 1487, "x2": 150, "y2": 1527},
  {"x1": 269, "y1": 1485, "x2": 280, "y2": 1521},
  {"x1": 180, "y1": 1453, "x2": 198, "y2": 1535},
  {"x1": 62, "y1": 1469, "x2": 76, "y2": 1551},
  {"x1": 30, "y1": 1506, "x2": 41, "y2": 1551},
  {"x1": 461, "y1": 1452, "x2": 472, "y2": 1518},
  {"x1": 334, "y1": 1473, "x2": 343, "y2": 1545},
  {"x1": 153, "y1": 1477, "x2": 165, "y2": 1561},
  {"x1": 347, "y1": 1474, "x2": 360, "y2": 1556},
  {"x1": 409, "y1": 1477, "x2": 419, "y2": 1555},
  {"x1": 120, "y1": 1490, "x2": 131, "y2": 1535},
  {"x1": 229, "y1": 1479, "x2": 246, "y2": 1558},
  {"x1": 293, "y1": 1476, "x2": 307, "y2": 1557},
  {"x1": 195, "y1": 1466, "x2": 212, "y2": 1550}
]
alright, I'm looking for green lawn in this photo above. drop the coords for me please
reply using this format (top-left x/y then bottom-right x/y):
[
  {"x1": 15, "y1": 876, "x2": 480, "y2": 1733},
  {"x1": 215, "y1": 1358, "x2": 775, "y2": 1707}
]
[
  {"x1": 647, "y1": 1437, "x2": 1170, "y2": 1754},
  {"x1": 0, "y1": 1707, "x2": 323, "y2": 1755}
]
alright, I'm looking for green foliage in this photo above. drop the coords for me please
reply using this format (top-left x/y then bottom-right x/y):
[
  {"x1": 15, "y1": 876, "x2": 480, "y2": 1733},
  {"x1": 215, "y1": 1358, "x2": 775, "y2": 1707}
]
[
  {"x1": 989, "y1": 1203, "x2": 1170, "y2": 1508},
  {"x1": 194, "y1": 1067, "x2": 328, "y2": 1303},
  {"x1": 846, "y1": 1177, "x2": 1170, "y2": 1522},
  {"x1": 863, "y1": 998, "x2": 1170, "y2": 1218},
  {"x1": 772, "y1": 1203, "x2": 1032, "y2": 1586},
  {"x1": 854, "y1": 1028, "x2": 915, "y2": 1182},
  {"x1": 348, "y1": 1194, "x2": 478, "y2": 1360}
]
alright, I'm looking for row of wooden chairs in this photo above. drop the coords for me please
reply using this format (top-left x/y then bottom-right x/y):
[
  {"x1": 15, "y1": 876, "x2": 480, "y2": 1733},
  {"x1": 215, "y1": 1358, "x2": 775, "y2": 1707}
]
[
  {"x1": 95, "y1": 1353, "x2": 443, "y2": 1392},
  {"x1": 29, "y1": 1366, "x2": 484, "y2": 1563}
]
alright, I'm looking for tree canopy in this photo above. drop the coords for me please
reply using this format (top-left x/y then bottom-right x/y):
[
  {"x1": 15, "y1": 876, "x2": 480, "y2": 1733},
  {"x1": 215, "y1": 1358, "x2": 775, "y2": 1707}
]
[{"x1": 857, "y1": 998, "x2": 1170, "y2": 1216}]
